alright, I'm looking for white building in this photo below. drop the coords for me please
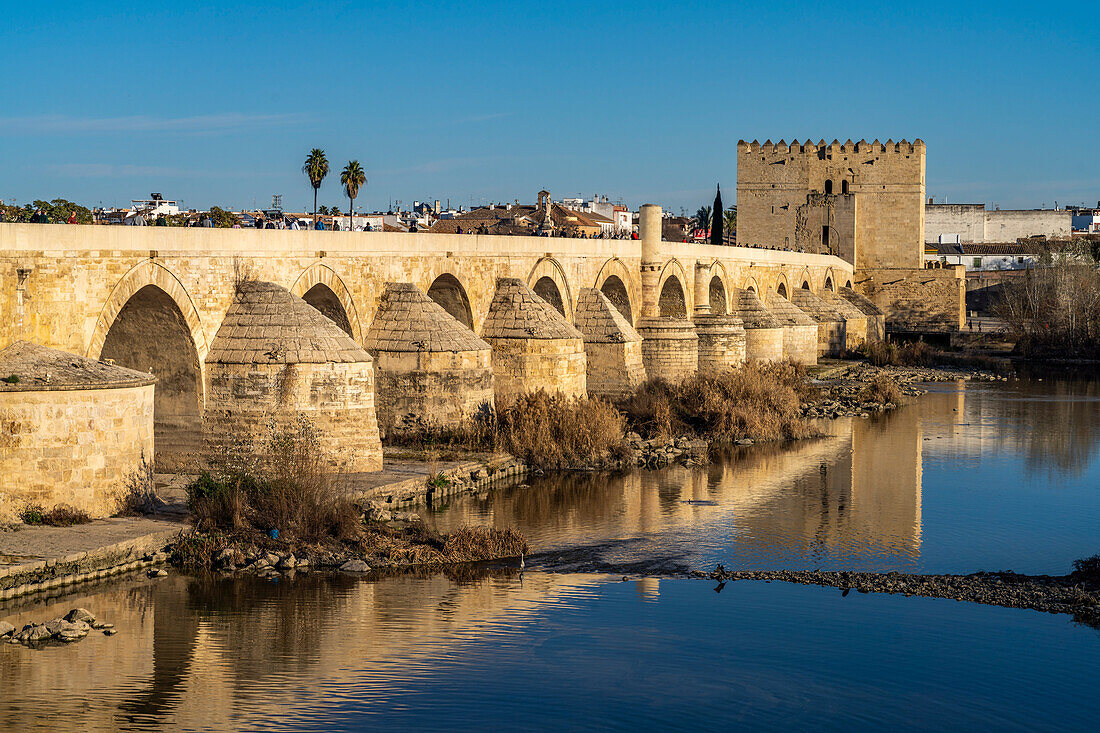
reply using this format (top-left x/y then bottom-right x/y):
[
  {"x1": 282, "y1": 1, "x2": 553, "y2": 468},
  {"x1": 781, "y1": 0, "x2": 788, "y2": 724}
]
[
  {"x1": 1071, "y1": 207, "x2": 1100, "y2": 234},
  {"x1": 926, "y1": 242, "x2": 1043, "y2": 271},
  {"x1": 561, "y1": 194, "x2": 633, "y2": 233},
  {"x1": 924, "y1": 202, "x2": 1072, "y2": 243},
  {"x1": 131, "y1": 194, "x2": 180, "y2": 218}
]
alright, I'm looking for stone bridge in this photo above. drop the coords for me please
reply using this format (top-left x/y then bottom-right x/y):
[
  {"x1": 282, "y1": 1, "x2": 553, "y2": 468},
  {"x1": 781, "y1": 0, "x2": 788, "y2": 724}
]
[{"x1": 1, "y1": 206, "x2": 857, "y2": 457}]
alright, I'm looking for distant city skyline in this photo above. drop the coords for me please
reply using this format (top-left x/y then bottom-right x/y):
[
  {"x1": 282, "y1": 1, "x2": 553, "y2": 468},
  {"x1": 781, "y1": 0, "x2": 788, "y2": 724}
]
[{"x1": 1, "y1": 0, "x2": 1096, "y2": 213}]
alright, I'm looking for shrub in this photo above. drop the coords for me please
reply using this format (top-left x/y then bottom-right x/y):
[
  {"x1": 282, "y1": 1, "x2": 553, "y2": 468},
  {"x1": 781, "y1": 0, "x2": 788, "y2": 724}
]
[
  {"x1": 19, "y1": 504, "x2": 92, "y2": 526},
  {"x1": 859, "y1": 374, "x2": 903, "y2": 404},
  {"x1": 620, "y1": 361, "x2": 817, "y2": 443},
  {"x1": 1072, "y1": 554, "x2": 1100, "y2": 579},
  {"x1": 186, "y1": 417, "x2": 360, "y2": 542},
  {"x1": 493, "y1": 391, "x2": 628, "y2": 469},
  {"x1": 119, "y1": 452, "x2": 165, "y2": 515},
  {"x1": 859, "y1": 340, "x2": 1008, "y2": 372}
]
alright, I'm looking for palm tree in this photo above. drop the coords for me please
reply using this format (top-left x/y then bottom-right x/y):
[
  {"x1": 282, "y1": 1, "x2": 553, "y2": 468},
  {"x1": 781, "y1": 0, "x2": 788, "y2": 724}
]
[
  {"x1": 695, "y1": 205, "x2": 712, "y2": 234},
  {"x1": 302, "y1": 149, "x2": 329, "y2": 224},
  {"x1": 340, "y1": 160, "x2": 366, "y2": 231},
  {"x1": 723, "y1": 207, "x2": 737, "y2": 243}
]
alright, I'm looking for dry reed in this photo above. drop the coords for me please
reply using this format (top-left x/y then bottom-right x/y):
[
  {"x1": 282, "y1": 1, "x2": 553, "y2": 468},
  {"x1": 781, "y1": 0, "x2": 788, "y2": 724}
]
[{"x1": 619, "y1": 361, "x2": 817, "y2": 443}]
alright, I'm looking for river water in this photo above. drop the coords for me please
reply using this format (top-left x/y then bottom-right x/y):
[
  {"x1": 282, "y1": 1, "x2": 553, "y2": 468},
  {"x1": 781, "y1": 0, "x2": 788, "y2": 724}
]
[{"x1": 2, "y1": 375, "x2": 1099, "y2": 731}]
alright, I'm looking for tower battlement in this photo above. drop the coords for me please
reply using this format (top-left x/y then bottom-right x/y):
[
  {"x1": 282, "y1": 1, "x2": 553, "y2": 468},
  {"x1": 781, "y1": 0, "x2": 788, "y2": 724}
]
[{"x1": 737, "y1": 138, "x2": 924, "y2": 156}]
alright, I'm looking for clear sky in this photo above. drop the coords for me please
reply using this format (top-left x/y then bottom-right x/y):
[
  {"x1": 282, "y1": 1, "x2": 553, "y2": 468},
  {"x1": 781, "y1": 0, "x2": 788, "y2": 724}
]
[{"x1": 1, "y1": 0, "x2": 1096, "y2": 214}]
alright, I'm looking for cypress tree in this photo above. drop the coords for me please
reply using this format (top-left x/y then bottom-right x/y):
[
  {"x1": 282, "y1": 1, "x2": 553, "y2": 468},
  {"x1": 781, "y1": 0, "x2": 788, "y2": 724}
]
[{"x1": 711, "y1": 184, "x2": 724, "y2": 246}]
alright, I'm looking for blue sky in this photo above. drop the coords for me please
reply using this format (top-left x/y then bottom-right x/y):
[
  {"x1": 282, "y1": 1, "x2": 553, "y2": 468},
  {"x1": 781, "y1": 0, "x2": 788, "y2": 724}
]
[{"x1": 1, "y1": 0, "x2": 1096, "y2": 214}]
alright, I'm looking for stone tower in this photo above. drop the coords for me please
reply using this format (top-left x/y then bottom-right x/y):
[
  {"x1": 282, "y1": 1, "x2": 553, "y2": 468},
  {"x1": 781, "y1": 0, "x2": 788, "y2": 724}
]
[{"x1": 735, "y1": 139, "x2": 926, "y2": 271}]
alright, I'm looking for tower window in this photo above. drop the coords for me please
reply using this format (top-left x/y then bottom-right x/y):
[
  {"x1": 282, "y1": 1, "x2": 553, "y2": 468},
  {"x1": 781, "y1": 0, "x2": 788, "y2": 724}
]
[
  {"x1": 824, "y1": 180, "x2": 833, "y2": 195},
  {"x1": 842, "y1": 180, "x2": 849, "y2": 194},
  {"x1": 822, "y1": 226, "x2": 830, "y2": 249}
]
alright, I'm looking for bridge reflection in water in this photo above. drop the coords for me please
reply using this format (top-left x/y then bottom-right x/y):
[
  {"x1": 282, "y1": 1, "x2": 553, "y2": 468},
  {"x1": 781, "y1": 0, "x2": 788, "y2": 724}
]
[{"x1": 431, "y1": 388, "x2": 939, "y2": 573}]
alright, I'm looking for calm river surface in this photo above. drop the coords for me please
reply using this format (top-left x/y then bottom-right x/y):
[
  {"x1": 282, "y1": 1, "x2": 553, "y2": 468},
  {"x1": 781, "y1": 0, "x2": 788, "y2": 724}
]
[{"x1": 2, "y1": 375, "x2": 1099, "y2": 731}]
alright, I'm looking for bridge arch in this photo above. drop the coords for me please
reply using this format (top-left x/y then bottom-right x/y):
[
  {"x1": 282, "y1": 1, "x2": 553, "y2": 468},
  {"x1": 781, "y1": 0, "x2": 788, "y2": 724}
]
[
  {"x1": 823, "y1": 268, "x2": 838, "y2": 293},
  {"x1": 741, "y1": 274, "x2": 761, "y2": 294},
  {"x1": 426, "y1": 272, "x2": 476, "y2": 332},
  {"x1": 90, "y1": 260, "x2": 206, "y2": 458},
  {"x1": 775, "y1": 273, "x2": 791, "y2": 299},
  {"x1": 291, "y1": 263, "x2": 362, "y2": 341},
  {"x1": 707, "y1": 260, "x2": 731, "y2": 314},
  {"x1": 89, "y1": 260, "x2": 208, "y2": 361},
  {"x1": 657, "y1": 259, "x2": 690, "y2": 318},
  {"x1": 593, "y1": 257, "x2": 638, "y2": 324},
  {"x1": 527, "y1": 257, "x2": 574, "y2": 322}
]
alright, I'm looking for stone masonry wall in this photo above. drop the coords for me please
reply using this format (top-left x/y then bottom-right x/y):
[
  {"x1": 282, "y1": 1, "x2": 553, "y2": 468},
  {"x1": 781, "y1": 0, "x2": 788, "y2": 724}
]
[
  {"x1": 484, "y1": 338, "x2": 587, "y2": 403},
  {"x1": 781, "y1": 324, "x2": 819, "y2": 365},
  {"x1": 203, "y1": 360, "x2": 382, "y2": 472},
  {"x1": 637, "y1": 318, "x2": 699, "y2": 383},
  {"x1": 695, "y1": 315, "x2": 747, "y2": 376},
  {"x1": 0, "y1": 384, "x2": 154, "y2": 520},
  {"x1": 857, "y1": 266, "x2": 966, "y2": 331},
  {"x1": 743, "y1": 327, "x2": 785, "y2": 362},
  {"x1": 373, "y1": 349, "x2": 494, "y2": 433},
  {"x1": 584, "y1": 341, "x2": 646, "y2": 400}
]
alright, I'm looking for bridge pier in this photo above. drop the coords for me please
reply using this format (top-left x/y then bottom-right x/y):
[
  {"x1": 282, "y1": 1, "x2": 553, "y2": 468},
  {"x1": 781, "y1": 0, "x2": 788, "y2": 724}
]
[
  {"x1": 764, "y1": 291, "x2": 819, "y2": 365},
  {"x1": 734, "y1": 289, "x2": 785, "y2": 362},
  {"x1": 363, "y1": 283, "x2": 494, "y2": 435},
  {"x1": 574, "y1": 288, "x2": 646, "y2": 400},
  {"x1": 790, "y1": 288, "x2": 848, "y2": 358},
  {"x1": 201, "y1": 281, "x2": 382, "y2": 473},
  {"x1": 636, "y1": 205, "x2": 699, "y2": 383},
  {"x1": 480, "y1": 278, "x2": 587, "y2": 403}
]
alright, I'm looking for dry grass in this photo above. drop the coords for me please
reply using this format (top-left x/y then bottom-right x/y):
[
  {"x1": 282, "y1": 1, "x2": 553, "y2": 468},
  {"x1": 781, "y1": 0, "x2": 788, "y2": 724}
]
[
  {"x1": 118, "y1": 452, "x2": 166, "y2": 515},
  {"x1": 619, "y1": 361, "x2": 818, "y2": 443},
  {"x1": 861, "y1": 340, "x2": 1007, "y2": 372},
  {"x1": 859, "y1": 374, "x2": 903, "y2": 404},
  {"x1": 387, "y1": 393, "x2": 628, "y2": 470},
  {"x1": 441, "y1": 525, "x2": 528, "y2": 562},
  {"x1": 493, "y1": 392, "x2": 628, "y2": 469},
  {"x1": 187, "y1": 417, "x2": 361, "y2": 543},
  {"x1": 19, "y1": 504, "x2": 92, "y2": 526}
]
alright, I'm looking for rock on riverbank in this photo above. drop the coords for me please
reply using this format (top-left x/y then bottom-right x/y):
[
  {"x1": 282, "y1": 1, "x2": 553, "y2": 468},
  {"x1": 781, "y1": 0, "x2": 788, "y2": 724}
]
[{"x1": 2, "y1": 607, "x2": 117, "y2": 647}]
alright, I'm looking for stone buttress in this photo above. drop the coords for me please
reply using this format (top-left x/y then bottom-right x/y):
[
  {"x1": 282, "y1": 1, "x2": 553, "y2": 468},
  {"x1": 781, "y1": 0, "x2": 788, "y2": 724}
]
[
  {"x1": 764, "y1": 292, "x2": 819, "y2": 365},
  {"x1": 573, "y1": 287, "x2": 646, "y2": 399},
  {"x1": 480, "y1": 278, "x2": 587, "y2": 402},
  {"x1": 732, "y1": 289, "x2": 785, "y2": 362},
  {"x1": 202, "y1": 281, "x2": 382, "y2": 472},
  {"x1": 821, "y1": 290, "x2": 869, "y2": 350},
  {"x1": 694, "y1": 313, "x2": 747, "y2": 376},
  {"x1": 789, "y1": 288, "x2": 848, "y2": 357},
  {"x1": 363, "y1": 282, "x2": 494, "y2": 434},
  {"x1": 840, "y1": 287, "x2": 886, "y2": 342},
  {"x1": 0, "y1": 341, "x2": 155, "y2": 520}
]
